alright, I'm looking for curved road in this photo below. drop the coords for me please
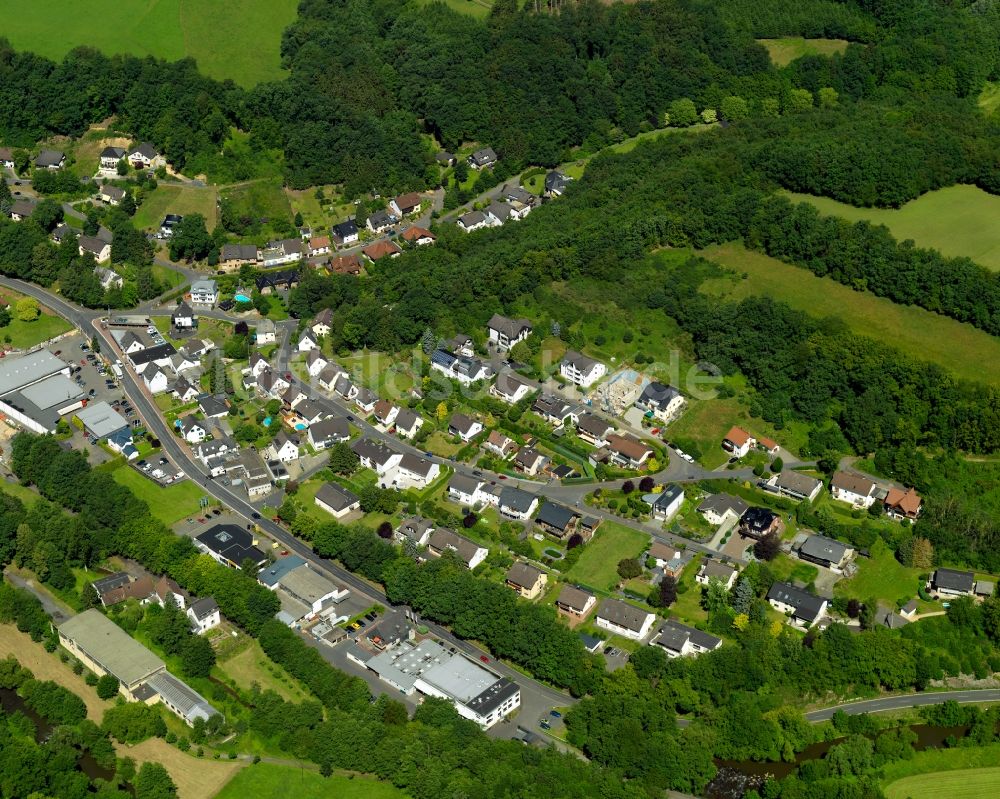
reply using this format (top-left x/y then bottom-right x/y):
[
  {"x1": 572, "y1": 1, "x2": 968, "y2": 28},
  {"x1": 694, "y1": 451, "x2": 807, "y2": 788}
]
[{"x1": 804, "y1": 689, "x2": 1000, "y2": 721}]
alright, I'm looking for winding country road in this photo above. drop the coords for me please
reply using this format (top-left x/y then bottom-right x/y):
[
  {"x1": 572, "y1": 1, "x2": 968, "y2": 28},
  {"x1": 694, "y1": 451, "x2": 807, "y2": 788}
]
[{"x1": 804, "y1": 689, "x2": 1000, "y2": 721}]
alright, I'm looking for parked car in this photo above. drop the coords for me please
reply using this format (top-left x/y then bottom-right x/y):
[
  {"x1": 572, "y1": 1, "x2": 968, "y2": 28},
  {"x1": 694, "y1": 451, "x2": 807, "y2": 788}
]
[{"x1": 479, "y1": 655, "x2": 490, "y2": 663}]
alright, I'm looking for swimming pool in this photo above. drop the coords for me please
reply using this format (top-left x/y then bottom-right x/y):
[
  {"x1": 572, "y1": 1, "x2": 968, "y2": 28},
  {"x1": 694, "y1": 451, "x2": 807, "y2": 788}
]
[
  {"x1": 234, "y1": 293, "x2": 251, "y2": 303},
  {"x1": 262, "y1": 416, "x2": 272, "y2": 426},
  {"x1": 294, "y1": 423, "x2": 307, "y2": 431}
]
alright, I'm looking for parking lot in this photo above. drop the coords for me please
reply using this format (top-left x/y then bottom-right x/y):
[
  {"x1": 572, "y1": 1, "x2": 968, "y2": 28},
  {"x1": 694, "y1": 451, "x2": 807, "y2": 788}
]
[{"x1": 131, "y1": 454, "x2": 186, "y2": 485}]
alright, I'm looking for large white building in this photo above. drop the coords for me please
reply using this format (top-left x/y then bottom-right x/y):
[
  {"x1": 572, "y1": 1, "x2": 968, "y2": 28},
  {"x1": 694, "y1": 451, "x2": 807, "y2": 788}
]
[
  {"x1": 0, "y1": 350, "x2": 83, "y2": 434},
  {"x1": 559, "y1": 350, "x2": 607, "y2": 387}
]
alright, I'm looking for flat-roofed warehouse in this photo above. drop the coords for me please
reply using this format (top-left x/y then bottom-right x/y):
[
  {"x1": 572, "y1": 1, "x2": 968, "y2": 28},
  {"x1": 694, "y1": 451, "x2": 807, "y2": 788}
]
[
  {"x1": 75, "y1": 400, "x2": 129, "y2": 439},
  {"x1": 0, "y1": 349, "x2": 82, "y2": 433},
  {"x1": 58, "y1": 609, "x2": 165, "y2": 698}
]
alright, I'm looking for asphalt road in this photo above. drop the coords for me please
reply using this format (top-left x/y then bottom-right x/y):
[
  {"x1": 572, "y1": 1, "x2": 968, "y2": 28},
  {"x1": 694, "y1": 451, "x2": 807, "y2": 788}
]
[{"x1": 804, "y1": 689, "x2": 1000, "y2": 721}]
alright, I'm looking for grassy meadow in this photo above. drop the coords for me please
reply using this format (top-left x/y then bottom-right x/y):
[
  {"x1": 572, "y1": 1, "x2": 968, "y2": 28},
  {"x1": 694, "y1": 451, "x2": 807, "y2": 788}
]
[
  {"x1": 784, "y1": 185, "x2": 1000, "y2": 271},
  {"x1": 416, "y1": 0, "x2": 493, "y2": 19},
  {"x1": 134, "y1": 184, "x2": 220, "y2": 232},
  {"x1": 700, "y1": 243, "x2": 1000, "y2": 387},
  {"x1": 111, "y1": 466, "x2": 207, "y2": 526},
  {"x1": 214, "y1": 764, "x2": 409, "y2": 799},
  {"x1": 564, "y1": 521, "x2": 650, "y2": 594},
  {"x1": 756, "y1": 37, "x2": 850, "y2": 66},
  {"x1": 0, "y1": 0, "x2": 297, "y2": 87}
]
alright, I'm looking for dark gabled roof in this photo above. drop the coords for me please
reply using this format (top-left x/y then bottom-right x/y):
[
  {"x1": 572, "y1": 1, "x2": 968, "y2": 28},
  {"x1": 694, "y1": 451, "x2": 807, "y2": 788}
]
[
  {"x1": 101, "y1": 146, "x2": 126, "y2": 159},
  {"x1": 129, "y1": 342, "x2": 177, "y2": 366},
  {"x1": 255, "y1": 268, "x2": 300, "y2": 290},
  {"x1": 766, "y1": 582, "x2": 826, "y2": 622},
  {"x1": 458, "y1": 210, "x2": 486, "y2": 227},
  {"x1": 653, "y1": 619, "x2": 722, "y2": 653},
  {"x1": 367, "y1": 210, "x2": 393, "y2": 227},
  {"x1": 557, "y1": 584, "x2": 594, "y2": 612},
  {"x1": 220, "y1": 243, "x2": 259, "y2": 261},
  {"x1": 499, "y1": 486, "x2": 536, "y2": 513},
  {"x1": 576, "y1": 412, "x2": 612, "y2": 438},
  {"x1": 773, "y1": 470, "x2": 822, "y2": 498},
  {"x1": 492, "y1": 372, "x2": 532, "y2": 399},
  {"x1": 742, "y1": 506, "x2": 778, "y2": 533},
  {"x1": 332, "y1": 220, "x2": 359, "y2": 239},
  {"x1": 545, "y1": 171, "x2": 571, "y2": 192},
  {"x1": 131, "y1": 142, "x2": 159, "y2": 158},
  {"x1": 351, "y1": 437, "x2": 398, "y2": 466},
  {"x1": 698, "y1": 493, "x2": 749, "y2": 518},
  {"x1": 196, "y1": 524, "x2": 266, "y2": 566},
  {"x1": 934, "y1": 568, "x2": 975, "y2": 593},
  {"x1": 309, "y1": 416, "x2": 349, "y2": 442},
  {"x1": 597, "y1": 598, "x2": 651, "y2": 633},
  {"x1": 798, "y1": 535, "x2": 850, "y2": 564},
  {"x1": 506, "y1": 562, "x2": 543, "y2": 589},
  {"x1": 638, "y1": 381, "x2": 681, "y2": 409},
  {"x1": 315, "y1": 481, "x2": 359, "y2": 512},
  {"x1": 535, "y1": 501, "x2": 575, "y2": 531},
  {"x1": 487, "y1": 313, "x2": 532, "y2": 339},
  {"x1": 34, "y1": 149, "x2": 64, "y2": 167},
  {"x1": 653, "y1": 484, "x2": 684, "y2": 510},
  {"x1": 427, "y1": 528, "x2": 484, "y2": 566},
  {"x1": 188, "y1": 596, "x2": 219, "y2": 620},
  {"x1": 470, "y1": 147, "x2": 498, "y2": 165},
  {"x1": 449, "y1": 412, "x2": 478, "y2": 435}
]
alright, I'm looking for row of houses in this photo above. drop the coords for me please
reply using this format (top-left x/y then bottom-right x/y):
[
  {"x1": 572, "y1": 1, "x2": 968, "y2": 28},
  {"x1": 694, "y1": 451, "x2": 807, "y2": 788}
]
[
  {"x1": 113, "y1": 325, "x2": 213, "y2": 395},
  {"x1": 455, "y1": 171, "x2": 572, "y2": 234}
]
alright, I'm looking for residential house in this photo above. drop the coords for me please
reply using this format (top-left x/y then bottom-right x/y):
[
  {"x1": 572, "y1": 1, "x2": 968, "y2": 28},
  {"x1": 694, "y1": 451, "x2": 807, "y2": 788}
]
[
  {"x1": 798, "y1": 535, "x2": 854, "y2": 573},
  {"x1": 595, "y1": 599, "x2": 655, "y2": 641},
  {"x1": 391, "y1": 453, "x2": 440, "y2": 489},
  {"x1": 576, "y1": 413, "x2": 613, "y2": 446},
  {"x1": 255, "y1": 369, "x2": 289, "y2": 399},
  {"x1": 444, "y1": 334, "x2": 474, "y2": 357},
  {"x1": 266, "y1": 432, "x2": 300, "y2": 463},
  {"x1": 740, "y1": 507, "x2": 783, "y2": 540},
  {"x1": 291, "y1": 398, "x2": 324, "y2": 425},
  {"x1": 390, "y1": 192, "x2": 422, "y2": 217},
  {"x1": 95, "y1": 266, "x2": 122, "y2": 290},
  {"x1": 448, "y1": 474, "x2": 488, "y2": 507},
  {"x1": 485, "y1": 201, "x2": 513, "y2": 226},
  {"x1": 560, "y1": 351, "x2": 607, "y2": 387},
  {"x1": 308, "y1": 235, "x2": 331, "y2": 257},
  {"x1": 513, "y1": 447, "x2": 548, "y2": 476},
  {"x1": 498, "y1": 486, "x2": 538, "y2": 521},
  {"x1": 128, "y1": 142, "x2": 162, "y2": 169},
  {"x1": 830, "y1": 471, "x2": 879, "y2": 508},
  {"x1": 297, "y1": 330, "x2": 318, "y2": 352},
  {"x1": 759, "y1": 437, "x2": 780, "y2": 455},
  {"x1": 91, "y1": 573, "x2": 153, "y2": 607},
  {"x1": 651, "y1": 485, "x2": 685, "y2": 521},
  {"x1": 159, "y1": 214, "x2": 182, "y2": 238},
  {"x1": 366, "y1": 210, "x2": 396, "y2": 234},
  {"x1": 722, "y1": 426, "x2": 755, "y2": 458},
  {"x1": 603, "y1": 434, "x2": 654, "y2": 470},
  {"x1": 484, "y1": 430, "x2": 516, "y2": 459},
  {"x1": 491, "y1": 372, "x2": 534, "y2": 404},
  {"x1": 317, "y1": 364, "x2": 348, "y2": 392},
  {"x1": 99, "y1": 146, "x2": 126, "y2": 171},
  {"x1": 544, "y1": 170, "x2": 572, "y2": 197},
  {"x1": 448, "y1": 413, "x2": 483, "y2": 441},
  {"x1": 401, "y1": 226, "x2": 435, "y2": 245},
  {"x1": 885, "y1": 487, "x2": 922, "y2": 521},
  {"x1": 468, "y1": 147, "x2": 498, "y2": 169},
  {"x1": 329, "y1": 253, "x2": 362, "y2": 275},
  {"x1": 314, "y1": 482, "x2": 361, "y2": 519},
  {"x1": 372, "y1": 400, "x2": 400, "y2": 429},
  {"x1": 9, "y1": 198, "x2": 36, "y2": 221},
  {"x1": 698, "y1": 494, "x2": 749, "y2": 526},
  {"x1": 457, "y1": 210, "x2": 489, "y2": 232},
  {"x1": 487, "y1": 314, "x2": 532, "y2": 350},
  {"x1": 352, "y1": 438, "x2": 402, "y2": 476},
  {"x1": 436, "y1": 151, "x2": 456, "y2": 166},
  {"x1": 429, "y1": 348, "x2": 493, "y2": 385},
  {"x1": 171, "y1": 301, "x2": 195, "y2": 329},
  {"x1": 531, "y1": 393, "x2": 574, "y2": 426},
  {"x1": 396, "y1": 516, "x2": 435, "y2": 547},
  {"x1": 186, "y1": 598, "x2": 221, "y2": 634},
  {"x1": 261, "y1": 239, "x2": 304, "y2": 268},
  {"x1": 143, "y1": 366, "x2": 169, "y2": 394},
  {"x1": 0, "y1": 147, "x2": 12, "y2": 169},
  {"x1": 556, "y1": 585, "x2": 596, "y2": 620},
  {"x1": 394, "y1": 408, "x2": 423, "y2": 440},
  {"x1": 354, "y1": 387, "x2": 378, "y2": 414},
  {"x1": 764, "y1": 471, "x2": 823, "y2": 503},
  {"x1": 931, "y1": 568, "x2": 975, "y2": 597},
  {"x1": 79, "y1": 235, "x2": 111, "y2": 263},
  {"x1": 363, "y1": 239, "x2": 402, "y2": 262},
  {"x1": 505, "y1": 562, "x2": 547, "y2": 600},
  {"x1": 427, "y1": 528, "x2": 489, "y2": 570},
  {"x1": 190, "y1": 279, "x2": 218, "y2": 306},
  {"x1": 98, "y1": 184, "x2": 126, "y2": 206},
  {"x1": 195, "y1": 523, "x2": 267, "y2": 570},
  {"x1": 534, "y1": 501, "x2": 580, "y2": 540},
  {"x1": 256, "y1": 267, "x2": 300, "y2": 294},
  {"x1": 331, "y1": 220, "x2": 359, "y2": 246},
  {"x1": 255, "y1": 318, "x2": 277, "y2": 345},
  {"x1": 696, "y1": 560, "x2": 738, "y2": 590},
  {"x1": 311, "y1": 308, "x2": 334, "y2": 338},
  {"x1": 219, "y1": 244, "x2": 260, "y2": 269},
  {"x1": 650, "y1": 620, "x2": 722, "y2": 659},
  {"x1": 51, "y1": 223, "x2": 72, "y2": 244},
  {"x1": 648, "y1": 542, "x2": 683, "y2": 572},
  {"x1": 308, "y1": 416, "x2": 350, "y2": 450},
  {"x1": 171, "y1": 376, "x2": 199, "y2": 403},
  {"x1": 34, "y1": 149, "x2": 65, "y2": 169},
  {"x1": 767, "y1": 582, "x2": 828, "y2": 628},
  {"x1": 177, "y1": 415, "x2": 207, "y2": 444},
  {"x1": 305, "y1": 349, "x2": 328, "y2": 377},
  {"x1": 636, "y1": 381, "x2": 684, "y2": 423}
]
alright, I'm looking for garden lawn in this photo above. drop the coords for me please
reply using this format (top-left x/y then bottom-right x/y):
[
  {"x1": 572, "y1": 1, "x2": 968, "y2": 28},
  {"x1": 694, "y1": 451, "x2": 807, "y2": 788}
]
[
  {"x1": 833, "y1": 539, "x2": 923, "y2": 606},
  {"x1": 701, "y1": 243, "x2": 1000, "y2": 386},
  {"x1": 133, "y1": 184, "x2": 219, "y2": 233},
  {"x1": 0, "y1": 0, "x2": 297, "y2": 87},
  {"x1": 564, "y1": 521, "x2": 650, "y2": 593},
  {"x1": 881, "y1": 744, "x2": 1000, "y2": 789},
  {"x1": 111, "y1": 466, "x2": 206, "y2": 525},
  {"x1": 783, "y1": 185, "x2": 1000, "y2": 271},
  {"x1": 756, "y1": 37, "x2": 850, "y2": 66},
  {"x1": 0, "y1": 305, "x2": 72, "y2": 349},
  {"x1": 980, "y1": 81, "x2": 1000, "y2": 115},
  {"x1": 216, "y1": 639, "x2": 311, "y2": 703},
  {"x1": 768, "y1": 553, "x2": 819, "y2": 586},
  {"x1": 885, "y1": 767, "x2": 1000, "y2": 799},
  {"x1": 214, "y1": 763, "x2": 408, "y2": 799},
  {"x1": 416, "y1": 0, "x2": 493, "y2": 19},
  {"x1": 220, "y1": 179, "x2": 293, "y2": 233}
]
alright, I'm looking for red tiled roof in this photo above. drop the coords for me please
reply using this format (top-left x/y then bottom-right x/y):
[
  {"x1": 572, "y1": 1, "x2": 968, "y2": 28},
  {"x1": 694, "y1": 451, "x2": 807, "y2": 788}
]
[
  {"x1": 363, "y1": 240, "x2": 402, "y2": 261},
  {"x1": 724, "y1": 426, "x2": 753, "y2": 447}
]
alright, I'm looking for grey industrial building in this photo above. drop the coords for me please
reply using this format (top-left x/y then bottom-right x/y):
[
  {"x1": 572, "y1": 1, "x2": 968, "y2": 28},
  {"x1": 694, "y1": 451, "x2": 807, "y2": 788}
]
[{"x1": 0, "y1": 350, "x2": 82, "y2": 433}]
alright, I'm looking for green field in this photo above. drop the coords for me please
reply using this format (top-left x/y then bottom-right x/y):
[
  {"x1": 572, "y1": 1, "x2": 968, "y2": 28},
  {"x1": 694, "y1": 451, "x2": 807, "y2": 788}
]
[
  {"x1": 133, "y1": 184, "x2": 219, "y2": 232},
  {"x1": 417, "y1": 0, "x2": 493, "y2": 19},
  {"x1": 886, "y1": 767, "x2": 1000, "y2": 799},
  {"x1": 979, "y1": 81, "x2": 1000, "y2": 115},
  {"x1": 564, "y1": 521, "x2": 650, "y2": 593},
  {"x1": 214, "y1": 763, "x2": 408, "y2": 799},
  {"x1": 0, "y1": 308, "x2": 72, "y2": 350},
  {"x1": 785, "y1": 185, "x2": 1000, "y2": 271},
  {"x1": 111, "y1": 466, "x2": 207, "y2": 525},
  {"x1": 756, "y1": 37, "x2": 850, "y2": 66},
  {"x1": 700, "y1": 243, "x2": 1000, "y2": 387},
  {"x1": 881, "y1": 743, "x2": 1000, "y2": 790},
  {"x1": 220, "y1": 180, "x2": 293, "y2": 233},
  {"x1": 0, "y1": 0, "x2": 298, "y2": 87},
  {"x1": 833, "y1": 538, "x2": 922, "y2": 606}
]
